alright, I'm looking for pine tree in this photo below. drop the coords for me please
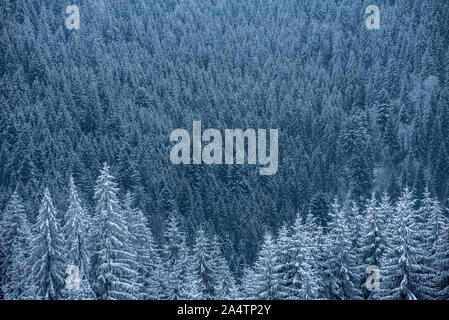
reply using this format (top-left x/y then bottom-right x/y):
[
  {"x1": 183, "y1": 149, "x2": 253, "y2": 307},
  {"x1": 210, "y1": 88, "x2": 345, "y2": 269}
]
[
  {"x1": 192, "y1": 228, "x2": 217, "y2": 299},
  {"x1": 325, "y1": 199, "x2": 362, "y2": 300},
  {"x1": 167, "y1": 238, "x2": 201, "y2": 300},
  {"x1": 383, "y1": 115, "x2": 401, "y2": 160},
  {"x1": 162, "y1": 213, "x2": 201, "y2": 299},
  {"x1": 91, "y1": 163, "x2": 137, "y2": 300},
  {"x1": 0, "y1": 191, "x2": 33, "y2": 299},
  {"x1": 62, "y1": 176, "x2": 95, "y2": 300},
  {"x1": 240, "y1": 266, "x2": 257, "y2": 299},
  {"x1": 309, "y1": 193, "x2": 330, "y2": 229},
  {"x1": 387, "y1": 174, "x2": 401, "y2": 204},
  {"x1": 162, "y1": 213, "x2": 185, "y2": 268},
  {"x1": 361, "y1": 194, "x2": 387, "y2": 298},
  {"x1": 411, "y1": 110, "x2": 427, "y2": 164},
  {"x1": 123, "y1": 192, "x2": 161, "y2": 299},
  {"x1": 252, "y1": 232, "x2": 280, "y2": 299},
  {"x1": 210, "y1": 236, "x2": 237, "y2": 299},
  {"x1": 162, "y1": 212, "x2": 186, "y2": 298},
  {"x1": 275, "y1": 224, "x2": 294, "y2": 299},
  {"x1": 281, "y1": 214, "x2": 320, "y2": 299},
  {"x1": 436, "y1": 216, "x2": 449, "y2": 299},
  {"x1": 298, "y1": 249, "x2": 320, "y2": 300},
  {"x1": 375, "y1": 88, "x2": 390, "y2": 135},
  {"x1": 28, "y1": 188, "x2": 66, "y2": 300},
  {"x1": 305, "y1": 213, "x2": 328, "y2": 300},
  {"x1": 413, "y1": 164, "x2": 426, "y2": 208},
  {"x1": 346, "y1": 202, "x2": 365, "y2": 297},
  {"x1": 372, "y1": 188, "x2": 419, "y2": 300},
  {"x1": 413, "y1": 188, "x2": 443, "y2": 299},
  {"x1": 298, "y1": 213, "x2": 321, "y2": 299}
]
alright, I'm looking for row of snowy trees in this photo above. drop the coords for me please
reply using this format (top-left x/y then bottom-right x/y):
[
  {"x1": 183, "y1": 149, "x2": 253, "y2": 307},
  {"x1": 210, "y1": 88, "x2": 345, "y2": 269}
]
[
  {"x1": 0, "y1": 163, "x2": 236, "y2": 300},
  {"x1": 242, "y1": 189, "x2": 449, "y2": 300},
  {"x1": 1, "y1": 163, "x2": 449, "y2": 300}
]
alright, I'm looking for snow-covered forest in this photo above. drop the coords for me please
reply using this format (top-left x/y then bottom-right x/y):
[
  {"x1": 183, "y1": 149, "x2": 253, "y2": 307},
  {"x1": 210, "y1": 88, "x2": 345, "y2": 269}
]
[
  {"x1": 1, "y1": 164, "x2": 449, "y2": 299},
  {"x1": 1, "y1": 0, "x2": 449, "y2": 299}
]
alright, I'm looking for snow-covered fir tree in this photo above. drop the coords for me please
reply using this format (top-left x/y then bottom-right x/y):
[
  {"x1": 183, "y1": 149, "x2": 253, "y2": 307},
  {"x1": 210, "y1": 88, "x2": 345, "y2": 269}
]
[
  {"x1": 361, "y1": 194, "x2": 387, "y2": 299},
  {"x1": 192, "y1": 228, "x2": 218, "y2": 299},
  {"x1": 300, "y1": 213, "x2": 321, "y2": 299},
  {"x1": 61, "y1": 176, "x2": 95, "y2": 300},
  {"x1": 0, "y1": 191, "x2": 33, "y2": 299},
  {"x1": 239, "y1": 266, "x2": 256, "y2": 299},
  {"x1": 412, "y1": 188, "x2": 441, "y2": 299},
  {"x1": 436, "y1": 215, "x2": 449, "y2": 299},
  {"x1": 325, "y1": 198, "x2": 363, "y2": 300},
  {"x1": 28, "y1": 188, "x2": 66, "y2": 300},
  {"x1": 162, "y1": 212, "x2": 189, "y2": 299},
  {"x1": 372, "y1": 187, "x2": 420, "y2": 300},
  {"x1": 123, "y1": 192, "x2": 161, "y2": 299},
  {"x1": 210, "y1": 236, "x2": 237, "y2": 299},
  {"x1": 167, "y1": 238, "x2": 202, "y2": 300},
  {"x1": 90, "y1": 163, "x2": 137, "y2": 300},
  {"x1": 346, "y1": 201, "x2": 365, "y2": 297},
  {"x1": 275, "y1": 224, "x2": 295, "y2": 299},
  {"x1": 252, "y1": 232, "x2": 280, "y2": 299}
]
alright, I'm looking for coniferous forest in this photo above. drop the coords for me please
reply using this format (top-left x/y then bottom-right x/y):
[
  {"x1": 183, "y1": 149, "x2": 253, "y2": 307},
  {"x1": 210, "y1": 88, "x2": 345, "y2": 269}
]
[{"x1": 1, "y1": 0, "x2": 449, "y2": 300}]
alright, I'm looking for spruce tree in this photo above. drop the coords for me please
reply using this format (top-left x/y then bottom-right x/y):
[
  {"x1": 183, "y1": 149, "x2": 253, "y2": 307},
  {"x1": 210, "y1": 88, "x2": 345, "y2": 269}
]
[
  {"x1": 346, "y1": 202, "x2": 365, "y2": 297},
  {"x1": 62, "y1": 176, "x2": 95, "y2": 300},
  {"x1": 436, "y1": 218, "x2": 449, "y2": 299},
  {"x1": 325, "y1": 199, "x2": 362, "y2": 300},
  {"x1": 28, "y1": 188, "x2": 66, "y2": 300},
  {"x1": 372, "y1": 188, "x2": 420, "y2": 300},
  {"x1": 192, "y1": 228, "x2": 217, "y2": 299},
  {"x1": 413, "y1": 188, "x2": 443, "y2": 299},
  {"x1": 252, "y1": 232, "x2": 280, "y2": 299},
  {"x1": 123, "y1": 192, "x2": 161, "y2": 299},
  {"x1": 167, "y1": 238, "x2": 201, "y2": 300},
  {"x1": 275, "y1": 224, "x2": 294, "y2": 299},
  {"x1": 0, "y1": 191, "x2": 33, "y2": 299},
  {"x1": 210, "y1": 236, "x2": 237, "y2": 299},
  {"x1": 240, "y1": 266, "x2": 257, "y2": 299},
  {"x1": 91, "y1": 163, "x2": 137, "y2": 300},
  {"x1": 298, "y1": 213, "x2": 321, "y2": 299},
  {"x1": 361, "y1": 194, "x2": 387, "y2": 298}
]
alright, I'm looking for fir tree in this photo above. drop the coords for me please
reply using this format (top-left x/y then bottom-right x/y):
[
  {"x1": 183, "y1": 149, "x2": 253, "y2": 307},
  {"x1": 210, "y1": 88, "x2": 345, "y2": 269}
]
[
  {"x1": 375, "y1": 88, "x2": 390, "y2": 135},
  {"x1": 413, "y1": 188, "x2": 442, "y2": 299},
  {"x1": 192, "y1": 228, "x2": 217, "y2": 299},
  {"x1": 361, "y1": 194, "x2": 386, "y2": 298},
  {"x1": 240, "y1": 266, "x2": 257, "y2": 299},
  {"x1": 298, "y1": 213, "x2": 321, "y2": 299},
  {"x1": 372, "y1": 188, "x2": 420, "y2": 300},
  {"x1": 210, "y1": 236, "x2": 237, "y2": 299},
  {"x1": 167, "y1": 239, "x2": 202, "y2": 300},
  {"x1": 90, "y1": 163, "x2": 137, "y2": 300},
  {"x1": 62, "y1": 176, "x2": 95, "y2": 300},
  {"x1": 123, "y1": 192, "x2": 161, "y2": 299},
  {"x1": 28, "y1": 188, "x2": 66, "y2": 300},
  {"x1": 275, "y1": 225, "x2": 294, "y2": 299},
  {"x1": 0, "y1": 191, "x2": 33, "y2": 299},
  {"x1": 252, "y1": 232, "x2": 280, "y2": 299},
  {"x1": 436, "y1": 218, "x2": 449, "y2": 299},
  {"x1": 325, "y1": 199, "x2": 363, "y2": 300}
]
